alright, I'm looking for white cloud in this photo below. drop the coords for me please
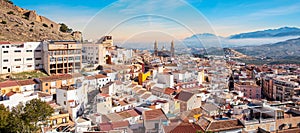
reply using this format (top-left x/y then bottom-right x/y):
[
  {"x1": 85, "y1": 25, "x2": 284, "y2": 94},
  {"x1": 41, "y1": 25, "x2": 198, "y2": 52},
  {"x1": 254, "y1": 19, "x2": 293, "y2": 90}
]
[{"x1": 249, "y1": 4, "x2": 300, "y2": 18}]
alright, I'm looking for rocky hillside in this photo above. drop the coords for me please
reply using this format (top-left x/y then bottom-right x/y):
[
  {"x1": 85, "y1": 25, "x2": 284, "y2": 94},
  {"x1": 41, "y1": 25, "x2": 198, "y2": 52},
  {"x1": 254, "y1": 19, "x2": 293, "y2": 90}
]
[{"x1": 0, "y1": 0, "x2": 80, "y2": 41}]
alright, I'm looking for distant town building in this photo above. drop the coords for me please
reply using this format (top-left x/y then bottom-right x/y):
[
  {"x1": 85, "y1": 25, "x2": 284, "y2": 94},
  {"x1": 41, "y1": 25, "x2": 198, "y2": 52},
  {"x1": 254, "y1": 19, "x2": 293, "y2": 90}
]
[{"x1": 153, "y1": 41, "x2": 175, "y2": 57}]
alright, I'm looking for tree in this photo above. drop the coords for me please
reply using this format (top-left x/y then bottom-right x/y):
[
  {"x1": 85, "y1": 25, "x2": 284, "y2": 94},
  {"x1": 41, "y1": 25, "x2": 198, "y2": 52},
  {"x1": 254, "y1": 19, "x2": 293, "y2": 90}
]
[
  {"x1": 0, "y1": 99, "x2": 54, "y2": 132},
  {"x1": 59, "y1": 23, "x2": 72, "y2": 33},
  {"x1": 8, "y1": 103, "x2": 30, "y2": 133},
  {"x1": 23, "y1": 99, "x2": 54, "y2": 131},
  {"x1": 0, "y1": 105, "x2": 10, "y2": 132}
]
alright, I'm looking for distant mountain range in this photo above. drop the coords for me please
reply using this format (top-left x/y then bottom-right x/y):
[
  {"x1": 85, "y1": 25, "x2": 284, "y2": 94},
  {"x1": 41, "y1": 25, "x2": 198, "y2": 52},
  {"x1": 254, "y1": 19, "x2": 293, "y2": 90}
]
[
  {"x1": 233, "y1": 37, "x2": 300, "y2": 58},
  {"x1": 229, "y1": 27, "x2": 300, "y2": 39},
  {"x1": 183, "y1": 27, "x2": 300, "y2": 48}
]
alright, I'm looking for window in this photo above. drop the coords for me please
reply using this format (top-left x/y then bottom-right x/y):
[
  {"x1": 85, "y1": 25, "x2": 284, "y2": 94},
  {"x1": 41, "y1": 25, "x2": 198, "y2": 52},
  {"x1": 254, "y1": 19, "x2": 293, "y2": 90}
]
[
  {"x1": 53, "y1": 120, "x2": 57, "y2": 125},
  {"x1": 1, "y1": 46, "x2": 4, "y2": 48},
  {"x1": 35, "y1": 50, "x2": 41, "y2": 52},
  {"x1": 57, "y1": 57, "x2": 62, "y2": 61},
  {"x1": 68, "y1": 57, "x2": 73, "y2": 61},
  {"x1": 64, "y1": 101, "x2": 66, "y2": 105},
  {"x1": 16, "y1": 66, "x2": 20, "y2": 68},
  {"x1": 62, "y1": 118, "x2": 66, "y2": 123},
  {"x1": 3, "y1": 67, "x2": 7, "y2": 69},
  {"x1": 3, "y1": 51, "x2": 8, "y2": 53},
  {"x1": 27, "y1": 65, "x2": 32, "y2": 67},
  {"x1": 14, "y1": 59, "x2": 21, "y2": 61},
  {"x1": 75, "y1": 56, "x2": 80, "y2": 60},
  {"x1": 26, "y1": 58, "x2": 33, "y2": 61},
  {"x1": 3, "y1": 59, "x2": 8, "y2": 62},
  {"x1": 6, "y1": 46, "x2": 9, "y2": 48},
  {"x1": 14, "y1": 50, "x2": 21, "y2": 53},
  {"x1": 46, "y1": 89, "x2": 48, "y2": 92},
  {"x1": 26, "y1": 50, "x2": 32, "y2": 52},
  {"x1": 35, "y1": 58, "x2": 41, "y2": 60},
  {"x1": 45, "y1": 83, "x2": 48, "y2": 86}
]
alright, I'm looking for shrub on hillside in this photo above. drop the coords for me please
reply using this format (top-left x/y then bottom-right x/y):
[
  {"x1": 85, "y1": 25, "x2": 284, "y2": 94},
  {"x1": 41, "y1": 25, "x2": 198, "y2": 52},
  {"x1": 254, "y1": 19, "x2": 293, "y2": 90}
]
[
  {"x1": 7, "y1": 11, "x2": 14, "y2": 15},
  {"x1": 1, "y1": 21, "x2": 7, "y2": 24}
]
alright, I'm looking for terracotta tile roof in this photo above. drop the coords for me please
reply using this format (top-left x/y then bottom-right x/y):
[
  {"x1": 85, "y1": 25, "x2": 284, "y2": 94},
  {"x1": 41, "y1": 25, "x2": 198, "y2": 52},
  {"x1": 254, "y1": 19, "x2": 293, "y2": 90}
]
[
  {"x1": 163, "y1": 122, "x2": 203, "y2": 133},
  {"x1": 99, "y1": 93, "x2": 110, "y2": 98},
  {"x1": 99, "y1": 123, "x2": 112, "y2": 131},
  {"x1": 164, "y1": 88, "x2": 175, "y2": 95},
  {"x1": 127, "y1": 110, "x2": 140, "y2": 117},
  {"x1": 143, "y1": 108, "x2": 168, "y2": 121},
  {"x1": 140, "y1": 93, "x2": 152, "y2": 99},
  {"x1": 197, "y1": 117, "x2": 210, "y2": 131},
  {"x1": 0, "y1": 80, "x2": 19, "y2": 88},
  {"x1": 174, "y1": 91, "x2": 194, "y2": 102},
  {"x1": 84, "y1": 76, "x2": 96, "y2": 80},
  {"x1": 117, "y1": 111, "x2": 132, "y2": 119},
  {"x1": 119, "y1": 100, "x2": 128, "y2": 106},
  {"x1": 94, "y1": 74, "x2": 107, "y2": 79},
  {"x1": 17, "y1": 79, "x2": 37, "y2": 86},
  {"x1": 204, "y1": 119, "x2": 244, "y2": 132},
  {"x1": 105, "y1": 113, "x2": 124, "y2": 122},
  {"x1": 136, "y1": 89, "x2": 146, "y2": 95},
  {"x1": 0, "y1": 42, "x2": 10, "y2": 44},
  {"x1": 37, "y1": 92, "x2": 52, "y2": 97},
  {"x1": 111, "y1": 120, "x2": 129, "y2": 129},
  {"x1": 39, "y1": 74, "x2": 72, "y2": 82},
  {"x1": 5, "y1": 91, "x2": 15, "y2": 97}
]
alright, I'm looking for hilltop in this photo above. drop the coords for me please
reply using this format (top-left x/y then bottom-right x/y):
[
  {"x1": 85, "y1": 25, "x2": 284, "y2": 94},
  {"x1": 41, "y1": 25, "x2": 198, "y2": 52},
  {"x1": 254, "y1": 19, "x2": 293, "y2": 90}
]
[
  {"x1": 0, "y1": 0, "x2": 81, "y2": 41},
  {"x1": 229, "y1": 27, "x2": 300, "y2": 39}
]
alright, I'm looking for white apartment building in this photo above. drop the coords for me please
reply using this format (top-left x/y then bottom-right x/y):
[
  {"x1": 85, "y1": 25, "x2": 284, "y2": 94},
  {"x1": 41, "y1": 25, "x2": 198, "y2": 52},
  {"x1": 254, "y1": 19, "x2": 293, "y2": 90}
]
[
  {"x1": 82, "y1": 43, "x2": 107, "y2": 65},
  {"x1": 56, "y1": 85, "x2": 87, "y2": 120},
  {"x1": 111, "y1": 48, "x2": 133, "y2": 64},
  {"x1": 156, "y1": 72, "x2": 174, "y2": 88},
  {"x1": 82, "y1": 36, "x2": 113, "y2": 65},
  {"x1": 0, "y1": 42, "x2": 43, "y2": 74}
]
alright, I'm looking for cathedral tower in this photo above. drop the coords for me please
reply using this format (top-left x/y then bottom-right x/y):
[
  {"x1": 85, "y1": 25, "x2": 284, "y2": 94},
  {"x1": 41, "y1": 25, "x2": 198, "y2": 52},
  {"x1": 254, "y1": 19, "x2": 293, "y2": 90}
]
[
  {"x1": 154, "y1": 40, "x2": 158, "y2": 56},
  {"x1": 170, "y1": 40, "x2": 175, "y2": 57}
]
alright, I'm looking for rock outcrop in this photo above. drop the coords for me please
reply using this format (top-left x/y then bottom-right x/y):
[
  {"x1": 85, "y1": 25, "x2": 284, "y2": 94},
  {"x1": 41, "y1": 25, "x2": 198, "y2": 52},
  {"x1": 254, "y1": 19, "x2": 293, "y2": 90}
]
[{"x1": 0, "y1": 0, "x2": 81, "y2": 41}]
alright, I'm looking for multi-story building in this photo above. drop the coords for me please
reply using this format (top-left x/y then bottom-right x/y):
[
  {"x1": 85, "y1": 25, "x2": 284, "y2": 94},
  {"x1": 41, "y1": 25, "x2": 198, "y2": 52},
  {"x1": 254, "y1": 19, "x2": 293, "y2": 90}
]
[
  {"x1": 273, "y1": 78, "x2": 299, "y2": 101},
  {"x1": 261, "y1": 75, "x2": 274, "y2": 100},
  {"x1": 82, "y1": 43, "x2": 107, "y2": 65},
  {"x1": 0, "y1": 42, "x2": 43, "y2": 74},
  {"x1": 42, "y1": 41, "x2": 82, "y2": 75},
  {"x1": 82, "y1": 36, "x2": 113, "y2": 65},
  {"x1": 56, "y1": 85, "x2": 87, "y2": 121},
  {"x1": 235, "y1": 81, "x2": 261, "y2": 100}
]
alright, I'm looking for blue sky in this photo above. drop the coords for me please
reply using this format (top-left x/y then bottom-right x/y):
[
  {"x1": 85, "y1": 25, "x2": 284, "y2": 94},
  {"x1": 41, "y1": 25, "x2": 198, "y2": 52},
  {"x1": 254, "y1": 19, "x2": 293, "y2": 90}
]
[{"x1": 12, "y1": 0, "x2": 300, "y2": 42}]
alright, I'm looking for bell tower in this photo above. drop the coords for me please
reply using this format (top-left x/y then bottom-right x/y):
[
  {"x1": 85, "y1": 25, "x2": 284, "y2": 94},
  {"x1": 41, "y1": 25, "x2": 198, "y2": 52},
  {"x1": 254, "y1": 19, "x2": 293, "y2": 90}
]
[
  {"x1": 170, "y1": 40, "x2": 175, "y2": 57},
  {"x1": 154, "y1": 40, "x2": 158, "y2": 56}
]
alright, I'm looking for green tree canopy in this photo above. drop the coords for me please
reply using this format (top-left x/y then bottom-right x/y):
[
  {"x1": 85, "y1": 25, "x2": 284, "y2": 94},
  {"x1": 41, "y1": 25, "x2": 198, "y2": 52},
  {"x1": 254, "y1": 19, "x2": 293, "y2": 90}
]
[
  {"x1": 0, "y1": 99, "x2": 54, "y2": 132},
  {"x1": 59, "y1": 23, "x2": 73, "y2": 33}
]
